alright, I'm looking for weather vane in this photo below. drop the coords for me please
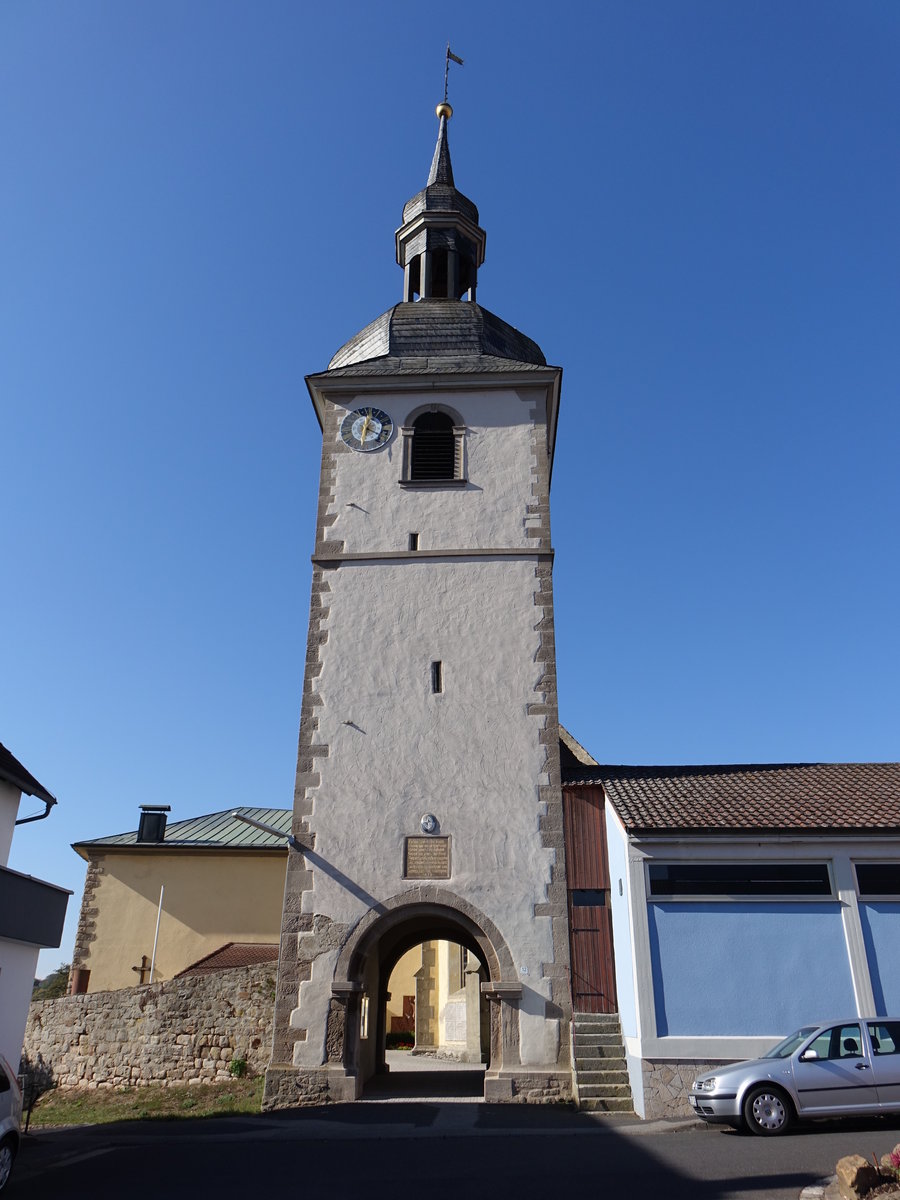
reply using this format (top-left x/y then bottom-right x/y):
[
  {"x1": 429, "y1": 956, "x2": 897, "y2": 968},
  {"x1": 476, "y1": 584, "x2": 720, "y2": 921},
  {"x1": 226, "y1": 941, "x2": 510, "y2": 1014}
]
[{"x1": 439, "y1": 43, "x2": 463, "y2": 118}]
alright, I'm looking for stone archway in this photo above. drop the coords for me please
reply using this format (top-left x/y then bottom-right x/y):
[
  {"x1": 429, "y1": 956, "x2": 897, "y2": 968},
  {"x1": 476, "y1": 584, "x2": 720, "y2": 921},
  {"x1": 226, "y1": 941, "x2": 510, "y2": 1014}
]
[
  {"x1": 329, "y1": 888, "x2": 524, "y2": 1100},
  {"x1": 381, "y1": 935, "x2": 486, "y2": 1067}
]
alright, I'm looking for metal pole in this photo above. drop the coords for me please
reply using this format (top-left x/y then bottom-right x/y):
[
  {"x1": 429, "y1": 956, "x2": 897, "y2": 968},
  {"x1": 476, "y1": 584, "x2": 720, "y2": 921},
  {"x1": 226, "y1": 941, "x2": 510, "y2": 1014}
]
[
  {"x1": 231, "y1": 811, "x2": 301, "y2": 851},
  {"x1": 149, "y1": 884, "x2": 164, "y2": 983}
]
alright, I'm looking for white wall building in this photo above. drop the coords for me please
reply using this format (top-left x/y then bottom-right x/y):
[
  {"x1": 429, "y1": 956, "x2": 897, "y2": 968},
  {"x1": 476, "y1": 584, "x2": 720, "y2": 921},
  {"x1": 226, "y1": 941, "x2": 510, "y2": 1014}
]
[{"x1": 0, "y1": 744, "x2": 70, "y2": 1069}]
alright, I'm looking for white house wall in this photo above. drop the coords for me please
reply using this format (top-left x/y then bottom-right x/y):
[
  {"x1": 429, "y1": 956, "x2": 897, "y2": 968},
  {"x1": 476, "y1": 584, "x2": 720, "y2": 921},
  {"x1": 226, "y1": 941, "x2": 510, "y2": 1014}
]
[
  {"x1": 605, "y1": 802, "x2": 645, "y2": 1113},
  {"x1": 0, "y1": 938, "x2": 40, "y2": 1068},
  {"x1": 605, "y1": 805, "x2": 637, "y2": 1040},
  {"x1": 0, "y1": 779, "x2": 19, "y2": 865}
]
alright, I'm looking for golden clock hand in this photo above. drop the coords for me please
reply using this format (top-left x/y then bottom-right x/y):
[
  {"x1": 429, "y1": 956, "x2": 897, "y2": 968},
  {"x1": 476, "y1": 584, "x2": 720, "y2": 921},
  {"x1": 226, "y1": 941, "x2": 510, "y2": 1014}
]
[{"x1": 359, "y1": 413, "x2": 372, "y2": 444}]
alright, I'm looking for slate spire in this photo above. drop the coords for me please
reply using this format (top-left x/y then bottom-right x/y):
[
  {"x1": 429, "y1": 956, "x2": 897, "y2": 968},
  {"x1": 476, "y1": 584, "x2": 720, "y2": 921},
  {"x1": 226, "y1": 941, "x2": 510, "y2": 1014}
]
[
  {"x1": 395, "y1": 103, "x2": 486, "y2": 303},
  {"x1": 427, "y1": 114, "x2": 454, "y2": 187}
]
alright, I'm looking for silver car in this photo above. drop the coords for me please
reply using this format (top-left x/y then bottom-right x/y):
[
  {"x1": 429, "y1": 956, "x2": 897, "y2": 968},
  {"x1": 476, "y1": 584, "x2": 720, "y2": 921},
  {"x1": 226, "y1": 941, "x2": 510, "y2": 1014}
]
[
  {"x1": 690, "y1": 1018, "x2": 900, "y2": 1135},
  {"x1": 0, "y1": 1055, "x2": 22, "y2": 1192}
]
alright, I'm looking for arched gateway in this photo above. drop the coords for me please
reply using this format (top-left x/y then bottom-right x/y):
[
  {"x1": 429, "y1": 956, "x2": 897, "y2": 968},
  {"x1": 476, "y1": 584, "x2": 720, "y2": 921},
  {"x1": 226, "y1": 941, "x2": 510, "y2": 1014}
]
[
  {"x1": 263, "y1": 106, "x2": 574, "y2": 1108},
  {"x1": 329, "y1": 892, "x2": 521, "y2": 1098}
]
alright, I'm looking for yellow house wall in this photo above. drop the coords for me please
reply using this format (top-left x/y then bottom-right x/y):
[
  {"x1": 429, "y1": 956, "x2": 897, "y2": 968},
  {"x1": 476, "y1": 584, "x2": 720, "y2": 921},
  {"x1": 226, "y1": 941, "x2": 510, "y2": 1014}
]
[
  {"x1": 81, "y1": 851, "x2": 287, "y2": 992},
  {"x1": 386, "y1": 946, "x2": 420, "y2": 1029}
]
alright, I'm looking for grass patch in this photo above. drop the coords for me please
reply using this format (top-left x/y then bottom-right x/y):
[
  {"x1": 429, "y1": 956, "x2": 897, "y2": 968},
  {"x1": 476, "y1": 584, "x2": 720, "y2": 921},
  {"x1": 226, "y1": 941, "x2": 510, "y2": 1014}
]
[{"x1": 29, "y1": 1077, "x2": 265, "y2": 1127}]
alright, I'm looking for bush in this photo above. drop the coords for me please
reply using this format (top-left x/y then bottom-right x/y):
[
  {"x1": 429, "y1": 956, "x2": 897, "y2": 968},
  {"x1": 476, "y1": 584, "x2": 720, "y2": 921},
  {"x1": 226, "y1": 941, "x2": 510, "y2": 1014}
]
[
  {"x1": 32, "y1": 963, "x2": 70, "y2": 1000},
  {"x1": 229, "y1": 1057, "x2": 248, "y2": 1078},
  {"x1": 385, "y1": 1032, "x2": 414, "y2": 1050}
]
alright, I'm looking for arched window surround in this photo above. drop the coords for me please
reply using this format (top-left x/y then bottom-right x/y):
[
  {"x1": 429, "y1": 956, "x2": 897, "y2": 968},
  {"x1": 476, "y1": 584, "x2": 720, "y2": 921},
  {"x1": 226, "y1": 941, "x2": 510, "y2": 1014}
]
[{"x1": 399, "y1": 403, "x2": 467, "y2": 487}]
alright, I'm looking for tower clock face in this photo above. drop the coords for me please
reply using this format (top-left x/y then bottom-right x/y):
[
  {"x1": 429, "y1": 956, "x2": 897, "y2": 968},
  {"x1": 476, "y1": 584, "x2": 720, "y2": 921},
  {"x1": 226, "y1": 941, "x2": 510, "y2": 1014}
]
[{"x1": 340, "y1": 407, "x2": 393, "y2": 452}]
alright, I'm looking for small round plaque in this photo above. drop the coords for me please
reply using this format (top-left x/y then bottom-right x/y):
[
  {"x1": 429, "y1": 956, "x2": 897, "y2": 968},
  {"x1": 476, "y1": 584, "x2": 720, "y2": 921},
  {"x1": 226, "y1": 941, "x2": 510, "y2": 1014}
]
[{"x1": 420, "y1": 813, "x2": 438, "y2": 834}]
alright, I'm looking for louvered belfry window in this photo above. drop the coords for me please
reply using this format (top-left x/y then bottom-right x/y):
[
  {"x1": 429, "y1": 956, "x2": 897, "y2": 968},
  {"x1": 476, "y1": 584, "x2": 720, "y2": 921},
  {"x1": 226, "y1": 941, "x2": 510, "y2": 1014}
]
[{"x1": 410, "y1": 411, "x2": 456, "y2": 480}]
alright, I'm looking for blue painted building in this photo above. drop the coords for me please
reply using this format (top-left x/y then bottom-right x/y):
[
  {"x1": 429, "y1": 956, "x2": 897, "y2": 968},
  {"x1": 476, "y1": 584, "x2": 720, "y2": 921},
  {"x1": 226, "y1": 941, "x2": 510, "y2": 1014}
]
[{"x1": 561, "y1": 756, "x2": 900, "y2": 1118}]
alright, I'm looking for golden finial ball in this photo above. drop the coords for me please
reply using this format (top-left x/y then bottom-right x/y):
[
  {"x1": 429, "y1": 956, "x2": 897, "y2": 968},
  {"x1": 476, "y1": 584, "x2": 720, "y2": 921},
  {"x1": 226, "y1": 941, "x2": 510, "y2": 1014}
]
[{"x1": 435, "y1": 101, "x2": 453, "y2": 120}]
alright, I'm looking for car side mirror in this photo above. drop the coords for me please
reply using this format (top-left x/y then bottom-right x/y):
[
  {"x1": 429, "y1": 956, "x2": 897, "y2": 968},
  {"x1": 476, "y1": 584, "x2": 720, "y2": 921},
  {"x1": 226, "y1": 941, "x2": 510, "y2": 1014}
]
[{"x1": 799, "y1": 1050, "x2": 818, "y2": 1061}]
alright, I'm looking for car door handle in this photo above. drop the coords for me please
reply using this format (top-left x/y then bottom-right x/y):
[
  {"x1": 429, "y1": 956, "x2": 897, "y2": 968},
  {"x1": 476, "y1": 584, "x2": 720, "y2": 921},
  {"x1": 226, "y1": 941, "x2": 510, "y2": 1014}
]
[{"x1": 855, "y1": 1063, "x2": 870, "y2": 1070}]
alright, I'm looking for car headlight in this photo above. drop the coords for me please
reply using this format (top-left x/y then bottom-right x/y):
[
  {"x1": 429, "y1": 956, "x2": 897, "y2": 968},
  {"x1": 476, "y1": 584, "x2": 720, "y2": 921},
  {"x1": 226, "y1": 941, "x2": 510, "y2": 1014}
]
[{"x1": 693, "y1": 1077, "x2": 717, "y2": 1092}]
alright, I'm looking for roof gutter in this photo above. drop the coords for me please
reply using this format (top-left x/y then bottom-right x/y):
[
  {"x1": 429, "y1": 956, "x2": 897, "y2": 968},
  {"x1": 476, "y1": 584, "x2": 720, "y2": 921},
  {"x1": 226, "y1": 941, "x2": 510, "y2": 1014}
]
[{"x1": 15, "y1": 796, "x2": 55, "y2": 826}]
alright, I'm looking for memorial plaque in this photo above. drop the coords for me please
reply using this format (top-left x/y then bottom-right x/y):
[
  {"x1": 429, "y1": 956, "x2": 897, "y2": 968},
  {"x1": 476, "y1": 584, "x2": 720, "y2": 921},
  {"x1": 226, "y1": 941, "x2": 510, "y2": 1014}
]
[{"x1": 404, "y1": 836, "x2": 451, "y2": 879}]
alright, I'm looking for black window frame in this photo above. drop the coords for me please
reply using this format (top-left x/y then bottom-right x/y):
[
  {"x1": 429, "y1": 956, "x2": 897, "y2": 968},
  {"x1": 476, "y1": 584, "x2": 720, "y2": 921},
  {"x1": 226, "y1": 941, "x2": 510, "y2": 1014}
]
[
  {"x1": 647, "y1": 861, "x2": 834, "y2": 899},
  {"x1": 855, "y1": 862, "x2": 900, "y2": 898}
]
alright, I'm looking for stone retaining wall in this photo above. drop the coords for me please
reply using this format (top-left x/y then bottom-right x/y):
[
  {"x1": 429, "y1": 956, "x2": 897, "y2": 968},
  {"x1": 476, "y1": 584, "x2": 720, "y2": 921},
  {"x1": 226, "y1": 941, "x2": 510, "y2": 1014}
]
[
  {"x1": 23, "y1": 964, "x2": 276, "y2": 1088},
  {"x1": 641, "y1": 1059, "x2": 731, "y2": 1119}
]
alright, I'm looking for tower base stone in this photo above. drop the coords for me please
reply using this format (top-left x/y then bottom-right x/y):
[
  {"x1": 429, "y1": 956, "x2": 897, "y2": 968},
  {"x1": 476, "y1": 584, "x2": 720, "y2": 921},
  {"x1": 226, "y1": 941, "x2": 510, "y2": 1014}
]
[
  {"x1": 484, "y1": 1070, "x2": 573, "y2": 1104},
  {"x1": 262, "y1": 1064, "x2": 361, "y2": 1110}
]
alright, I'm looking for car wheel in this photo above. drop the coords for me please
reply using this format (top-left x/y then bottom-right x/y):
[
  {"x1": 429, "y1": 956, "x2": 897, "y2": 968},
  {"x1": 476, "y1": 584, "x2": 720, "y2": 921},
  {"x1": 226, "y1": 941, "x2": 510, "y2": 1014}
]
[
  {"x1": 0, "y1": 1135, "x2": 15, "y2": 1193},
  {"x1": 742, "y1": 1085, "x2": 792, "y2": 1136}
]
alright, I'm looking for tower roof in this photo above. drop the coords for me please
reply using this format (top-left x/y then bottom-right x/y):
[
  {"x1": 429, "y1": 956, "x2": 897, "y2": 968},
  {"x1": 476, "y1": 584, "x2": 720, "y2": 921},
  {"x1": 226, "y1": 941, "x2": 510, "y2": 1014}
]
[
  {"x1": 327, "y1": 299, "x2": 546, "y2": 374},
  {"x1": 427, "y1": 114, "x2": 454, "y2": 186},
  {"x1": 395, "y1": 108, "x2": 486, "y2": 305},
  {"x1": 321, "y1": 105, "x2": 553, "y2": 375}
]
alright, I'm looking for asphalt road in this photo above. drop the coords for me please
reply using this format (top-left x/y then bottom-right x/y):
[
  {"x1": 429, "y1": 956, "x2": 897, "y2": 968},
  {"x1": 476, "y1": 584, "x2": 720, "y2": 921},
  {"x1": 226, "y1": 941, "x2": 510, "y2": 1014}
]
[{"x1": 13, "y1": 1105, "x2": 900, "y2": 1200}]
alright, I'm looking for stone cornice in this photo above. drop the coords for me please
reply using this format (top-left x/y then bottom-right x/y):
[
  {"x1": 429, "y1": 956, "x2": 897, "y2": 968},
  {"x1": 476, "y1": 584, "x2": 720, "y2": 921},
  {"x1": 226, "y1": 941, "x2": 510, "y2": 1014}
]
[{"x1": 311, "y1": 548, "x2": 555, "y2": 566}]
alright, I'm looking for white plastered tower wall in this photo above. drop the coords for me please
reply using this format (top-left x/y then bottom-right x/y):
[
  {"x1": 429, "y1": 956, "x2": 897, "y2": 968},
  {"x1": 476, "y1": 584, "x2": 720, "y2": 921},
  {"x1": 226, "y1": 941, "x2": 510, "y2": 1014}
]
[{"x1": 263, "y1": 110, "x2": 572, "y2": 1107}]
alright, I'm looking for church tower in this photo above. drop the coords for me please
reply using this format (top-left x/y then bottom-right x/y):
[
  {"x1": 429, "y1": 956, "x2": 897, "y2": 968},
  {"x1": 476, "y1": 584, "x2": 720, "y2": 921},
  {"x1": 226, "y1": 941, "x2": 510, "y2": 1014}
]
[{"x1": 264, "y1": 104, "x2": 572, "y2": 1106}]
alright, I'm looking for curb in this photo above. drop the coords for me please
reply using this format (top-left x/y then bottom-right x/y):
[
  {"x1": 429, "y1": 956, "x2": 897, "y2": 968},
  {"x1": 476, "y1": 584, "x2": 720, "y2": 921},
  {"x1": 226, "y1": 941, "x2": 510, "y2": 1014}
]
[{"x1": 799, "y1": 1179, "x2": 837, "y2": 1200}]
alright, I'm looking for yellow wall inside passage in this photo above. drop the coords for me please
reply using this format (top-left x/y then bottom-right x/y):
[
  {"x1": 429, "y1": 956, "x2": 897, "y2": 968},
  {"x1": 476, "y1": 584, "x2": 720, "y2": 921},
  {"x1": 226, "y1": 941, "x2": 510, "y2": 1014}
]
[
  {"x1": 81, "y1": 851, "x2": 286, "y2": 992},
  {"x1": 386, "y1": 946, "x2": 420, "y2": 1031}
]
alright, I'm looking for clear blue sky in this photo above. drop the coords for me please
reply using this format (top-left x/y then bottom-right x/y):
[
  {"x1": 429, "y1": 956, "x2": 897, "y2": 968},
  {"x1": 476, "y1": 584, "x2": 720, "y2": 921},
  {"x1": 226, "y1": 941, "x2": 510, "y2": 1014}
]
[{"x1": 3, "y1": 1, "x2": 898, "y2": 974}]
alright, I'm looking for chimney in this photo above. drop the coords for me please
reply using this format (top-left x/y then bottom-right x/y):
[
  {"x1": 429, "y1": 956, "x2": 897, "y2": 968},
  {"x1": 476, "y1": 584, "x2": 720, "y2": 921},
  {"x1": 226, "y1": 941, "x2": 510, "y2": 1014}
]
[{"x1": 137, "y1": 804, "x2": 171, "y2": 844}]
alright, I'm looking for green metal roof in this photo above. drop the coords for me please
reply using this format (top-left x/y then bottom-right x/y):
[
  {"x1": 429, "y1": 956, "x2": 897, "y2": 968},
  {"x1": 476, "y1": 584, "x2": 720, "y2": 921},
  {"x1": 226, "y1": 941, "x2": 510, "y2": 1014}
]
[{"x1": 73, "y1": 806, "x2": 292, "y2": 853}]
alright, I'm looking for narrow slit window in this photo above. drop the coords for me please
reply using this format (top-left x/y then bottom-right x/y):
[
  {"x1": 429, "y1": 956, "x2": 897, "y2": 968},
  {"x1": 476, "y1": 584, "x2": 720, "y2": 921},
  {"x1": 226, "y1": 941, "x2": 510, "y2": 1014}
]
[
  {"x1": 431, "y1": 661, "x2": 443, "y2": 694},
  {"x1": 409, "y1": 532, "x2": 419, "y2": 551}
]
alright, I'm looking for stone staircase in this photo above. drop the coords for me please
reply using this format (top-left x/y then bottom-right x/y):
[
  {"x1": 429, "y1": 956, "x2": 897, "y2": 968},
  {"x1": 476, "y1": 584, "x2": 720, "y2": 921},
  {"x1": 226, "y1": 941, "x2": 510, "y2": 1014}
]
[{"x1": 571, "y1": 1012, "x2": 633, "y2": 1113}]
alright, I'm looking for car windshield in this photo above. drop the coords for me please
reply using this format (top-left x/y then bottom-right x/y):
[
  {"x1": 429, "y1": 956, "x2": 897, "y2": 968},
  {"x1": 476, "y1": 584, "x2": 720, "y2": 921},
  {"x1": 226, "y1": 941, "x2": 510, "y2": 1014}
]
[{"x1": 763, "y1": 1026, "x2": 819, "y2": 1059}]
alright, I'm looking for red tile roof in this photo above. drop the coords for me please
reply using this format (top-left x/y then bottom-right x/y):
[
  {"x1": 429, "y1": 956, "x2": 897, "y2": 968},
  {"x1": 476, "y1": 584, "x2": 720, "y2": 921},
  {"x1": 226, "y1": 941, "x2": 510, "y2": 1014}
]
[
  {"x1": 564, "y1": 762, "x2": 900, "y2": 835},
  {"x1": 176, "y1": 943, "x2": 279, "y2": 977}
]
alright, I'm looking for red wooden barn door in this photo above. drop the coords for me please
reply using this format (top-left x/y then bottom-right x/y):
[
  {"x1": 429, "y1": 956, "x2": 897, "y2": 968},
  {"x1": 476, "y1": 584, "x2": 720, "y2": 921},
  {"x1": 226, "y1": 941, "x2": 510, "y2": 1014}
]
[{"x1": 562, "y1": 785, "x2": 618, "y2": 1013}]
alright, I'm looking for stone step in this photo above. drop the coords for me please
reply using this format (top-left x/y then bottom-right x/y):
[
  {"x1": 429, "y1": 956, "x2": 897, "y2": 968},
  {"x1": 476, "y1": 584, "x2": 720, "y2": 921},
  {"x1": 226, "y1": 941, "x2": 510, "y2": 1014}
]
[
  {"x1": 577, "y1": 1082, "x2": 632, "y2": 1099},
  {"x1": 574, "y1": 1054, "x2": 626, "y2": 1070},
  {"x1": 573, "y1": 1033, "x2": 622, "y2": 1048},
  {"x1": 578, "y1": 1097, "x2": 634, "y2": 1113},
  {"x1": 571, "y1": 1012, "x2": 633, "y2": 1115},
  {"x1": 578, "y1": 1075, "x2": 628, "y2": 1094}
]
